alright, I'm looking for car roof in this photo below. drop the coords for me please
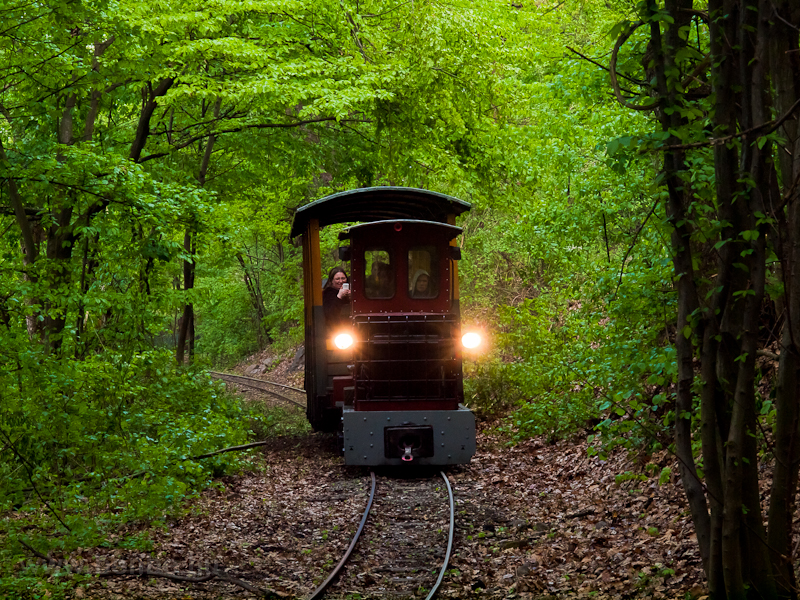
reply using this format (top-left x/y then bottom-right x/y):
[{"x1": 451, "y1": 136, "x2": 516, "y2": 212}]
[{"x1": 290, "y1": 186, "x2": 471, "y2": 238}]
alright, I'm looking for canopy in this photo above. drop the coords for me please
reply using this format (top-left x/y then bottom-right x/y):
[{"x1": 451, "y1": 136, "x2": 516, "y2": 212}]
[{"x1": 289, "y1": 187, "x2": 471, "y2": 239}]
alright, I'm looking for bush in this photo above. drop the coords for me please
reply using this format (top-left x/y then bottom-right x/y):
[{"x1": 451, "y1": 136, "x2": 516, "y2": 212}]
[
  {"x1": 0, "y1": 347, "x2": 254, "y2": 599},
  {"x1": 482, "y1": 256, "x2": 677, "y2": 447},
  {"x1": 464, "y1": 356, "x2": 526, "y2": 419}
]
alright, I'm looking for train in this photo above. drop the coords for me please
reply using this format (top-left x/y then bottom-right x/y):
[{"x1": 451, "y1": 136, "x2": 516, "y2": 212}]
[{"x1": 290, "y1": 187, "x2": 481, "y2": 466}]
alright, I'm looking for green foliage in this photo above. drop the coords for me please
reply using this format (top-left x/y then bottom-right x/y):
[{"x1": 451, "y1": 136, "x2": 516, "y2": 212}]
[
  {"x1": 244, "y1": 401, "x2": 311, "y2": 440},
  {"x1": 0, "y1": 0, "x2": 708, "y2": 593},
  {"x1": 448, "y1": 0, "x2": 678, "y2": 448},
  {"x1": 615, "y1": 471, "x2": 648, "y2": 484},
  {"x1": 658, "y1": 466, "x2": 672, "y2": 486},
  {"x1": 509, "y1": 265, "x2": 675, "y2": 444},
  {"x1": 464, "y1": 184, "x2": 677, "y2": 446},
  {"x1": 464, "y1": 355, "x2": 526, "y2": 419},
  {"x1": 194, "y1": 266, "x2": 265, "y2": 364},
  {"x1": 0, "y1": 348, "x2": 254, "y2": 598}
]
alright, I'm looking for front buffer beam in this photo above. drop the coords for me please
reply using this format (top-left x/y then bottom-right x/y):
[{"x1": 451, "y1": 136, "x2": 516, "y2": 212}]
[{"x1": 342, "y1": 406, "x2": 475, "y2": 466}]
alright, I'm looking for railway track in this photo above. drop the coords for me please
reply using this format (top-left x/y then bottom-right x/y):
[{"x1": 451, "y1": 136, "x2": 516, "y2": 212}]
[
  {"x1": 308, "y1": 471, "x2": 455, "y2": 600},
  {"x1": 210, "y1": 371, "x2": 457, "y2": 597},
  {"x1": 208, "y1": 371, "x2": 306, "y2": 409}
]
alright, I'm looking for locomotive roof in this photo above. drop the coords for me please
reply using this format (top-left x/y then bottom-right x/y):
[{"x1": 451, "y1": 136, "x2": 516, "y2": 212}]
[
  {"x1": 289, "y1": 187, "x2": 471, "y2": 239},
  {"x1": 337, "y1": 219, "x2": 462, "y2": 240}
]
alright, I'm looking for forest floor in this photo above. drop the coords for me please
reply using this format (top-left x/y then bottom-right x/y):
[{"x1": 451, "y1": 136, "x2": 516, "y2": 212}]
[{"x1": 79, "y1": 349, "x2": 708, "y2": 600}]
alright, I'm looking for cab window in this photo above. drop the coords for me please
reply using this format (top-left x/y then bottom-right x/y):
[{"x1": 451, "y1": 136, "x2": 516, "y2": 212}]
[
  {"x1": 408, "y1": 246, "x2": 438, "y2": 299},
  {"x1": 364, "y1": 249, "x2": 394, "y2": 299}
]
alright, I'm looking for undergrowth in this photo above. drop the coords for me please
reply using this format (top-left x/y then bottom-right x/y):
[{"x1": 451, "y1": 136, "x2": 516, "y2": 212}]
[
  {"x1": 465, "y1": 244, "x2": 678, "y2": 453},
  {"x1": 0, "y1": 348, "x2": 271, "y2": 600}
]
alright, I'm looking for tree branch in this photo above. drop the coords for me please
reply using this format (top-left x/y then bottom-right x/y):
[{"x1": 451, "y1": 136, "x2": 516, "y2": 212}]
[
  {"x1": 612, "y1": 196, "x2": 660, "y2": 299},
  {"x1": 0, "y1": 138, "x2": 37, "y2": 263},
  {"x1": 567, "y1": 46, "x2": 645, "y2": 87},
  {"x1": 18, "y1": 542, "x2": 280, "y2": 598},
  {"x1": 0, "y1": 428, "x2": 70, "y2": 531},
  {"x1": 83, "y1": 37, "x2": 118, "y2": 142},
  {"x1": 129, "y1": 78, "x2": 175, "y2": 163},
  {"x1": 138, "y1": 116, "x2": 371, "y2": 163},
  {"x1": 97, "y1": 567, "x2": 281, "y2": 597},
  {"x1": 664, "y1": 96, "x2": 800, "y2": 150},
  {"x1": 344, "y1": 9, "x2": 371, "y2": 63},
  {"x1": 150, "y1": 108, "x2": 246, "y2": 138},
  {"x1": 609, "y1": 21, "x2": 661, "y2": 111},
  {"x1": 97, "y1": 568, "x2": 214, "y2": 583},
  {"x1": 12, "y1": 439, "x2": 276, "y2": 495}
]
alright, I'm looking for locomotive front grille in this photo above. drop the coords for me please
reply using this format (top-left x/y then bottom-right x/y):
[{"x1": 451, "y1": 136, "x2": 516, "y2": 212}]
[{"x1": 353, "y1": 314, "x2": 461, "y2": 410}]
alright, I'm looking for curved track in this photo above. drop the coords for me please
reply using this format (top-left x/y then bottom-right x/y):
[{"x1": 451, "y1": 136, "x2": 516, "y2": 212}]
[
  {"x1": 208, "y1": 371, "x2": 306, "y2": 409},
  {"x1": 308, "y1": 471, "x2": 455, "y2": 600}
]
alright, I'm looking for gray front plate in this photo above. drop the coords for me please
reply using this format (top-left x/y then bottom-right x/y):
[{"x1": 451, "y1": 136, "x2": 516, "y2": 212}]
[{"x1": 342, "y1": 406, "x2": 476, "y2": 466}]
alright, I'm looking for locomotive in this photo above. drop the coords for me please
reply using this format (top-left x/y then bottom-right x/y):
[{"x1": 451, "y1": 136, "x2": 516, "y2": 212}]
[{"x1": 290, "y1": 187, "x2": 481, "y2": 466}]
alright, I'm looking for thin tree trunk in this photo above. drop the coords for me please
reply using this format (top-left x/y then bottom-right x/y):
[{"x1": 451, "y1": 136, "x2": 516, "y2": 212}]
[
  {"x1": 129, "y1": 78, "x2": 174, "y2": 163},
  {"x1": 0, "y1": 139, "x2": 37, "y2": 264},
  {"x1": 75, "y1": 225, "x2": 90, "y2": 357},
  {"x1": 607, "y1": 0, "x2": 800, "y2": 593},
  {"x1": 0, "y1": 138, "x2": 43, "y2": 339},
  {"x1": 765, "y1": 0, "x2": 800, "y2": 596},
  {"x1": 176, "y1": 98, "x2": 220, "y2": 364},
  {"x1": 176, "y1": 230, "x2": 194, "y2": 365},
  {"x1": 42, "y1": 96, "x2": 80, "y2": 353},
  {"x1": 768, "y1": 328, "x2": 800, "y2": 598},
  {"x1": 236, "y1": 252, "x2": 271, "y2": 346},
  {"x1": 649, "y1": 0, "x2": 712, "y2": 571},
  {"x1": 700, "y1": 325, "x2": 726, "y2": 597}
]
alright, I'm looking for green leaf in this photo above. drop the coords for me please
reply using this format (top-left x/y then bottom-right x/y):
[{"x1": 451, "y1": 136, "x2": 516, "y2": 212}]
[{"x1": 658, "y1": 466, "x2": 671, "y2": 485}]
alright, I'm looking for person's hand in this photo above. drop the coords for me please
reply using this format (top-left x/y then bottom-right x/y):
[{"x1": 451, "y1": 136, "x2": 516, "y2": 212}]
[{"x1": 337, "y1": 287, "x2": 351, "y2": 299}]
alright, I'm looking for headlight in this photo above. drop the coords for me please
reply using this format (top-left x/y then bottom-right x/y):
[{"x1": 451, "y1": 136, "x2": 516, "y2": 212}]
[
  {"x1": 462, "y1": 332, "x2": 482, "y2": 349},
  {"x1": 334, "y1": 332, "x2": 354, "y2": 349}
]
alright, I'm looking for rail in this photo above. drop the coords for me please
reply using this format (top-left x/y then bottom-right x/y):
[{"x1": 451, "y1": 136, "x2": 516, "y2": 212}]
[
  {"x1": 208, "y1": 371, "x2": 306, "y2": 409},
  {"x1": 307, "y1": 471, "x2": 455, "y2": 600},
  {"x1": 306, "y1": 472, "x2": 377, "y2": 600}
]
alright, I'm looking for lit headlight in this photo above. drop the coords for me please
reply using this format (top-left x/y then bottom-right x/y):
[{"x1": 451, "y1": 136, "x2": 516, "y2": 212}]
[
  {"x1": 334, "y1": 333, "x2": 354, "y2": 349},
  {"x1": 462, "y1": 332, "x2": 482, "y2": 349}
]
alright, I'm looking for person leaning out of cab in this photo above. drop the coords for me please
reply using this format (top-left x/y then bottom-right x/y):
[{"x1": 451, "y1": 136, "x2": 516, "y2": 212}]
[{"x1": 322, "y1": 267, "x2": 351, "y2": 328}]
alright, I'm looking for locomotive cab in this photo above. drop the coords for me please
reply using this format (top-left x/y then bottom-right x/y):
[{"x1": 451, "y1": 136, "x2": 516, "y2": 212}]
[{"x1": 291, "y1": 188, "x2": 477, "y2": 466}]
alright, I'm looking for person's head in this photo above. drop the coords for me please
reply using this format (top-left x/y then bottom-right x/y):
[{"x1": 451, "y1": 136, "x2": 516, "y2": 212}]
[
  {"x1": 324, "y1": 267, "x2": 349, "y2": 290},
  {"x1": 411, "y1": 269, "x2": 431, "y2": 297}
]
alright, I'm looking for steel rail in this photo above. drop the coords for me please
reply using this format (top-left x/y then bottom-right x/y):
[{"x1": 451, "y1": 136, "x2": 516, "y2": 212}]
[
  {"x1": 208, "y1": 370, "x2": 306, "y2": 393},
  {"x1": 209, "y1": 372, "x2": 306, "y2": 409},
  {"x1": 425, "y1": 470, "x2": 455, "y2": 600},
  {"x1": 306, "y1": 471, "x2": 377, "y2": 600}
]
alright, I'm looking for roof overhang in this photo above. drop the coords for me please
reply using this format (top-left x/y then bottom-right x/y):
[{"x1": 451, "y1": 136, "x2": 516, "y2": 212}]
[{"x1": 289, "y1": 187, "x2": 471, "y2": 239}]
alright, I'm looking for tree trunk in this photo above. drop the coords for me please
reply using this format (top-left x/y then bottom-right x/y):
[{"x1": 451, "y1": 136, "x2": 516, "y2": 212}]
[
  {"x1": 608, "y1": 0, "x2": 800, "y2": 595},
  {"x1": 175, "y1": 98, "x2": 221, "y2": 364},
  {"x1": 129, "y1": 78, "x2": 174, "y2": 163},
  {"x1": 236, "y1": 252, "x2": 271, "y2": 347},
  {"x1": 176, "y1": 231, "x2": 195, "y2": 365},
  {"x1": 647, "y1": 0, "x2": 712, "y2": 572},
  {"x1": 765, "y1": 0, "x2": 800, "y2": 596},
  {"x1": 0, "y1": 138, "x2": 44, "y2": 340}
]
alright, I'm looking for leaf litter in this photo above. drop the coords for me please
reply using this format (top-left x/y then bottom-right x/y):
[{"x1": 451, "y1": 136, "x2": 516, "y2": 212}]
[
  {"x1": 74, "y1": 421, "x2": 707, "y2": 600},
  {"x1": 68, "y1": 354, "x2": 708, "y2": 600}
]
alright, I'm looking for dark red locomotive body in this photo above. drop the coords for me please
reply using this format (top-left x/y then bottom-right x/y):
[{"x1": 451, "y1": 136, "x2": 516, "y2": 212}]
[{"x1": 290, "y1": 188, "x2": 477, "y2": 466}]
